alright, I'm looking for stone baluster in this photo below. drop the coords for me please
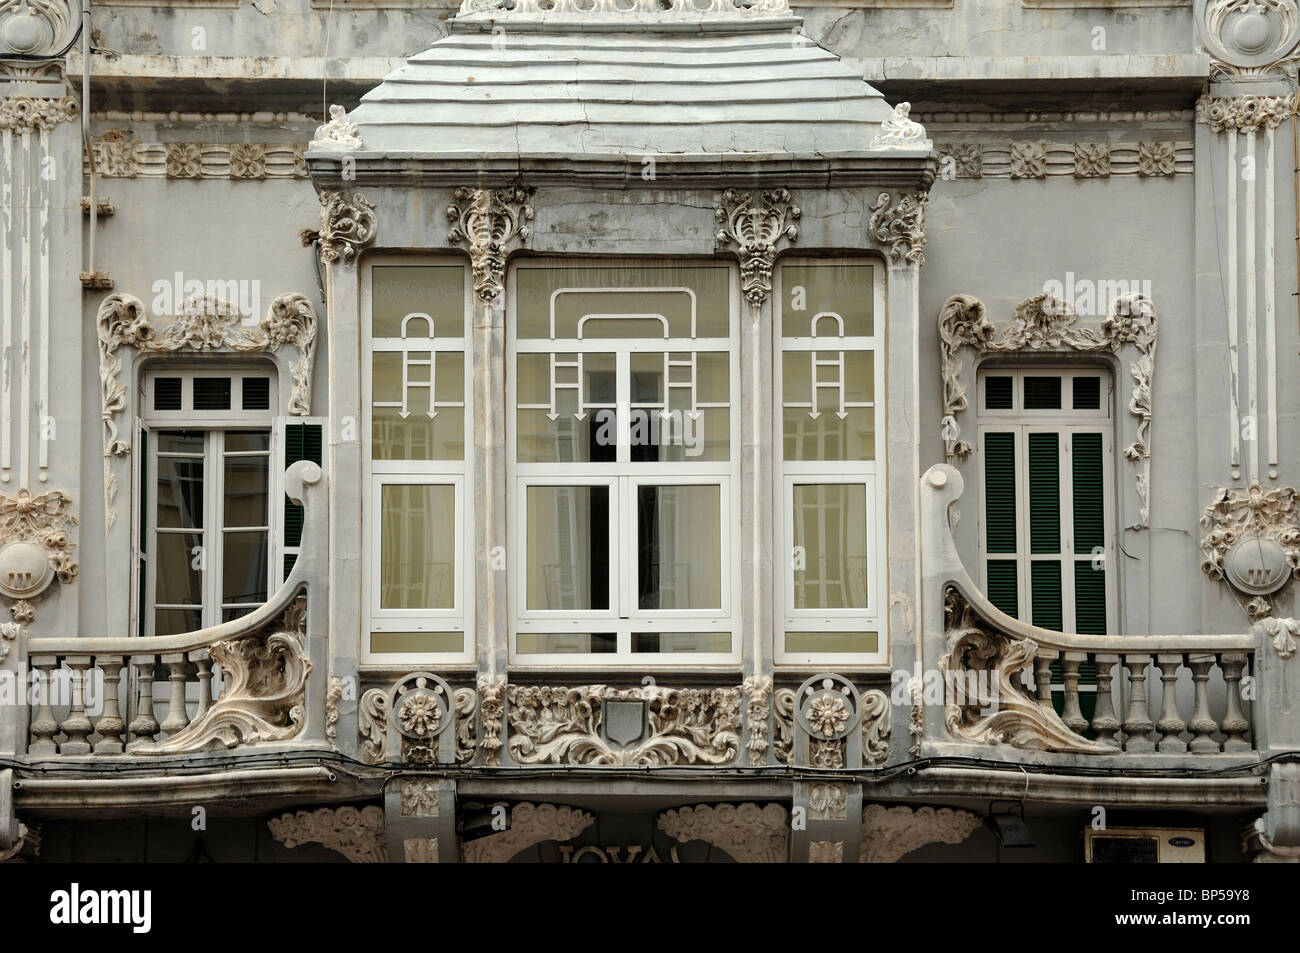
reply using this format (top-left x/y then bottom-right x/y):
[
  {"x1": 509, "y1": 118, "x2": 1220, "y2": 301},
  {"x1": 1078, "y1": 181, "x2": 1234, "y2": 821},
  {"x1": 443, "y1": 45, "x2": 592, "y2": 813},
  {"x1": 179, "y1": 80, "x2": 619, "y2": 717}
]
[
  {"x1": 193, "y1": 650, "x2": 213, "y2": 717},
  {"x1": 1090, "y1": 653, "x2": 1121, "y2": 746},
  {"x1": 1122, "y1": 654, "x2": 1155, "y2": 752},
  {"x1": 159, "y1": 652, "x2": 192, "y2": 735},
  {"x1": 1154, "y1": 654, "x2": 1187, "y2": 753},
  {"x1": 28, "y1": 654, "x2": 59, "y2": 755},
  {"x1": 1186, "y1": 653, "x2": 1220, "y2": 754},
  {"x1": 1033, "y1": 653, "x2": 1055, "y2": 710},
  {"x1": 127, "y1": 656, "x2": 160, "y2": 751},
  {"x1": 1218, "y1": 653, "x2": 1252, "y2": 752},
  {"x1": 58, "y1": 656, "x2": 95, "y2": 755},
  {"x1": 1060, "y1": 652, "x2": 1089, "y2": 735},
  {"x1": 94, "y1": 656, "x2": 127, "y2": 754}
]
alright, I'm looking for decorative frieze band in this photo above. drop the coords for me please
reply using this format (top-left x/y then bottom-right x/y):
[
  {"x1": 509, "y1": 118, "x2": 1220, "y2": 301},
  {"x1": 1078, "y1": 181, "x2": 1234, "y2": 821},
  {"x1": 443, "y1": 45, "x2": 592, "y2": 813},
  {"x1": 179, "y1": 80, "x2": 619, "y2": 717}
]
[
  {"x1": 937, "y1": 140, "x2": 1192, "y2": 179},
  {"x1": 87, "y1": 133, "x2": 308, "y2": 179},
  {"x1": 1195, "y1": 95, "x2": 1298, "y2": 134},
  {"x1": 0, "y1": 96, "x2": 78, "y2": 131}
]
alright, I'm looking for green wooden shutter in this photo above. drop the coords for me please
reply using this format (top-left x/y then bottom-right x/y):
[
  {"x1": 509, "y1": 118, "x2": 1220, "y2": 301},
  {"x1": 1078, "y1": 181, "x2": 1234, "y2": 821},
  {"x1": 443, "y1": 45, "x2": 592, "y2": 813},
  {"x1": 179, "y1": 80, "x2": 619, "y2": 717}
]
[
  {"x1": 984, "y1": 431, "x2": 1019, "y2": 616},
  {"x1": 138, "y1": 428, "x2": 149, "y2": 637},
  {"x1": 1028, "y1": 432, "x2": 1060, "y2": 554},
  {"x1": 1072, "y1": 432, "x2": 1105, "y2": 554},
  {"x1": 280, "y1": 420, "x2": 324, "y2": 580}
]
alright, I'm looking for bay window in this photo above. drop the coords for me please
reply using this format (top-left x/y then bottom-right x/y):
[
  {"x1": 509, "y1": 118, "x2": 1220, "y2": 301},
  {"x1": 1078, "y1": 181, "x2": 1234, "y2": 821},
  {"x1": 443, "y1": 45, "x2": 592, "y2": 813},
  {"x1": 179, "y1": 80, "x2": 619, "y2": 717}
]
[
  {"x1": 775, "y1": 260, "x2": 887, "y2": 665},
  {"x1": 363, "y1": 260, "x2": 473, "y2": 662},
  {"x1": 508, "y1": 260, "x2": 739, "y2": 662}
]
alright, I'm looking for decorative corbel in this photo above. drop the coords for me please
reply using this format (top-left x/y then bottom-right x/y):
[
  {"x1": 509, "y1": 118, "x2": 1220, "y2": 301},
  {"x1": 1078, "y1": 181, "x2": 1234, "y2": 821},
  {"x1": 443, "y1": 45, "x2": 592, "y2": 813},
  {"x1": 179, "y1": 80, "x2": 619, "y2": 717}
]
[
  {"x1": 714, "y1": 187, "x2": 800, "y2": 307},
  {"x1": 269, "y1": 805, "x2": 387, "y2": 863},
  {"x1": 446, "y1": 187, "x2": 534, "y2": 302},
  {"x1": 304, "y1": 190, "x2": 377, "y2": 265},
  {"x1": 867, "y1": 190, "x2": 928, "y2": 268}
]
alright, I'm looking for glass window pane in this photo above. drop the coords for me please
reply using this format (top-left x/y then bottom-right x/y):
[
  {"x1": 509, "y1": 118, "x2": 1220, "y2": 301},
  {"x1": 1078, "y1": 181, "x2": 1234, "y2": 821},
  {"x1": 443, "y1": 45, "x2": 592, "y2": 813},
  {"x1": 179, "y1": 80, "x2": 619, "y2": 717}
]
[
  {"x1": 515, "y1": 263, "x2": 731, "y2": 340},
  {"x1": 223, "y1": 530, "x2": 268, "y2": 604},
  {"x1": 526, "y1": 485, "x2": 610, "y2": 610},
  {"x1": 516, "y1": 633, "x2": 617, "y2": 654},
  {"x1": 155, "y1": 531, "x2": 204, "y2": 606},
  {"x1": 223, "y1": 453, "x2": 269, "y2": 527},
  {"x1": 779, "y1": 262, "x2": 874, "y2": 338},
  {"x1": 156, "y1": 607, "x2": 202, "y2": 636},
  {"x1": 637, "y1": 485, "x2": 722, "y2": 611},
  {"x1": 370, "y1": 632, "x2": 464, "y2": 654},
  {"x1": 372, "y1": 352, "x2": 465, "y2": 461},
  {"x1": 516, "y1": 354, "x2": 616, "y2": 464},
  {"x1": 380, "y1": 484, "x2": 457, "y2": 609},
  {"x1": 631, "y1": 632, "x2": 731, "y2": 653},
  {"x1": 792, "y1": 483, "x2": 868, "y2": 610},
  {"x1": 784, "y1": 631, "x2": 879, "y2": 654},
  {"x1": 782, "y1": 353, "x2": 874, "y2": 461},
  {"x1": 157, "y1": 430, "x2": 204, "y2": 455},
  {"x1": 372, "y1": 265, "x2": 465, "y2": 339},
  {"x1": 156, "y1": 457, "x2": 204, "y2": 529},
  {"x1": 225, "y1": 430, "x2": 270, "y2": 453}
]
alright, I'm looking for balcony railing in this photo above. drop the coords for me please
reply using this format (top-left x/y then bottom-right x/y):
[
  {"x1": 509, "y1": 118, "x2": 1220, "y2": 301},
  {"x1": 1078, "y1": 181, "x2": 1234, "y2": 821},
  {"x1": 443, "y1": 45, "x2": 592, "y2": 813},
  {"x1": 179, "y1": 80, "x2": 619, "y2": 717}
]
[{"x1": 17, "y1": 461, "x2": 328, "y2": 759}]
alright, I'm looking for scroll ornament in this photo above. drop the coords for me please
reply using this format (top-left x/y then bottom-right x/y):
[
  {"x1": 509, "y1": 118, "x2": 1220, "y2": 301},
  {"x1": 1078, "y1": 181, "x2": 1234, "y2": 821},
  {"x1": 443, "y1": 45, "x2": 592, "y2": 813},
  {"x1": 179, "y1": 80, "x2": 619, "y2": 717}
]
[
  {"x1": 939, "y1": 291, "x2": 1157, "y2": 528},
  {"x1": 447, "y1": 187, "x2": 533, "y2": 301},
  {"x1": 868, "y1": 190, "x2": 928, "y2": 267},
  {"x1": 715, "y1": 187, "x2": 800, "y2": 307}
]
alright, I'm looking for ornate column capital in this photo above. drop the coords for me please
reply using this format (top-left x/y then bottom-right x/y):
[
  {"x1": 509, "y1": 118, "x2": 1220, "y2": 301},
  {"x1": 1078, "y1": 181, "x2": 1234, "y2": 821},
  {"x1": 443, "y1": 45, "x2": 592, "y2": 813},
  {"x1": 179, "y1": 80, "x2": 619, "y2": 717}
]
[
  {"x1": 1196, "y1": 93, "x2": 1298, "y2": 133},
  {"x1": 446, "y1": 186, "x2": 534, "y2": 302},
  {"x1": 714, "y1": 187, "x2": 800, "y2": 307},
  {"x1": 868, "y1": 190, "x2": 928, "y2": 269},
  {"x1": 302, "y1": 190, "x2": 377, "y2": 266}
]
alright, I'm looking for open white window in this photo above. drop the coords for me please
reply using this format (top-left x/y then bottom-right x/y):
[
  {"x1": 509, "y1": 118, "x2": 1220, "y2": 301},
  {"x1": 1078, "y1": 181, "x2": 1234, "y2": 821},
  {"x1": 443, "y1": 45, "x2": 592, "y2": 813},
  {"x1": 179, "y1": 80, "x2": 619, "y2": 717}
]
[
  {"x1": 138, "y1": 366, "x2": 278, "y2": 635},
  {"x1": 774, "y1": 260, "x2": 887, "y2": 666},
  {"x1": 362, "y1": 259, "x2": 474, "y2": 664},
  {"x1": 508, "y1": 260, "x2": 740, "y2": 664}
]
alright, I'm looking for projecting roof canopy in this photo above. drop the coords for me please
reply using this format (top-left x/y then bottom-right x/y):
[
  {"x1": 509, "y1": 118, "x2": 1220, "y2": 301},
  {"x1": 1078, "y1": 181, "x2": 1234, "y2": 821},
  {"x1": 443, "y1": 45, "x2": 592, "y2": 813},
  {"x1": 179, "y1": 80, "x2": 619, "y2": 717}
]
[{"x1": 311, "y1": 0, "x2": 932, "y2": 166}]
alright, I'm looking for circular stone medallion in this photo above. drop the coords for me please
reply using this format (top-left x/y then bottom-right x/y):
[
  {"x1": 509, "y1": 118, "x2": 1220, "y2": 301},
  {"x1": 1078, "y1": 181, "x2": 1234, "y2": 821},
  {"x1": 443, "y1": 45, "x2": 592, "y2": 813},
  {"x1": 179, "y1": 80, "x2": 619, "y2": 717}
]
[{"x1": 1224, "y1": 535, "x2": 1291, "y2": 595}]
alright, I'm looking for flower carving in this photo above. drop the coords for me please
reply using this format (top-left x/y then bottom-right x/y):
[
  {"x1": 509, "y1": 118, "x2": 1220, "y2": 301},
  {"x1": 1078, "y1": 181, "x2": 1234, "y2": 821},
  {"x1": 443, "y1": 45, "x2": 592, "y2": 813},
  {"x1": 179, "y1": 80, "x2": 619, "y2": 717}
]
[
  {"x1": 807, "y1": 695, "x2": 850, "y2": 738},
  {"x1": 399, "y1": 692, "x2": 442, "y2": 737}
]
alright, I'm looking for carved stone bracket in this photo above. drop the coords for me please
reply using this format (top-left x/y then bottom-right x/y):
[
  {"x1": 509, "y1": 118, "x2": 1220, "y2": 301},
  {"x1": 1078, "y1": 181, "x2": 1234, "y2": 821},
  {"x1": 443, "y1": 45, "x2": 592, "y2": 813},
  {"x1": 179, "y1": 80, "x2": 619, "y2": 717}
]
[
  {"x1": 304, "y1": 190, "x2": 377, "y2": 265},
  {"x1": 135, "y1": 594, "x2": 310, "y2": 754},
  {"x1": 714, "y1": 187, "x2": 800, "y2": 307},
  {"x1": 446, "y1": 187, "x2": 533, "y2": 302},
  {"x1": 658, "y1": 803, "x2": 789, "y2": 863},
  {"x1": 477, "y1": 674, "x2": 506, "y2": 766},
  {"x1": 0, "y1": 487, "x2": 77, "y2": 623},
  {"x1": 1196, "y1": 0, "x2": 1300, "y2": 79},
  {"x1": 507, "y1": 683, "x2": 742, "y2": 766},
  {"x1": 96, "y1": 291, "x2": 318, "y2": 530},
  {"x1": 939, "y1": 290, "x2": 1158, "y2": 528},
  {"x1": 269, "y1": 805, "x2": 387, "y2": 863},
  {"x1": 1196, "y1": 94, "x2": 1298, "y2": 133},
  {"x1": 942, "y1": 587, "x2": 1118, "y2": 753},
  {"x1": 860, "y1": 804, "x2": 980, "y2": 862},
  {"x1": 462, "y1": 802, "x2": 594, "y2": 863},
  {"x1": 868, "y1": 190, "x2": 928, "y2": 268},
  {"x1": 1202, "y1": 483, "x2": 1300, "y2": 619}
]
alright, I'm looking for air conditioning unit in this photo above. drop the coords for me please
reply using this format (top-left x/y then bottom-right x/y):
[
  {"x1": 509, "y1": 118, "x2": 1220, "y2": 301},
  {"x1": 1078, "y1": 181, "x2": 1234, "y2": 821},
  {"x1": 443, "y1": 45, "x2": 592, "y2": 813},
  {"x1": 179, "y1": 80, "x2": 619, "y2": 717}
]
[{"x1": 1084, "y1": 827, "x2": 1206, "y2": 863}]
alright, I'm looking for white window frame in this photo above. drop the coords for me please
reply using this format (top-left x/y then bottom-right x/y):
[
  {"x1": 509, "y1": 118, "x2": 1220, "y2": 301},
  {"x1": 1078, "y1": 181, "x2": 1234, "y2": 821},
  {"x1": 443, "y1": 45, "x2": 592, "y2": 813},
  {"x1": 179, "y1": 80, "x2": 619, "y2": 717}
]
[
  {"x1": 361, "y1": 257, "x2": 475, "y2": 666},
  {"x1": 974, "y1": 365, "x2": 1118, "y2": 635},
  {"x1": 507, "y1": 258, "x2": 742, "y2": 668},
  {"x1": 137, "y1": 364, "x2": 278, "y2": 636},
  {"x1": 774, "y1": 258, "x2": 888, "y2": 668}
]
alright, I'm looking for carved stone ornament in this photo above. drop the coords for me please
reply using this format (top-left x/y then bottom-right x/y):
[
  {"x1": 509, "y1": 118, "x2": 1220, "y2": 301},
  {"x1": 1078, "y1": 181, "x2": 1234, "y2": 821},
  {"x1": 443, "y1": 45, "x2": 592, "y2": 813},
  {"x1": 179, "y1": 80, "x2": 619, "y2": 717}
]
[
  {"x1": 0, "y1": 95, "x2": 77, "y2": 131},
  {"x1": 868, "y1": 190, "x2": 928, "y2": 268},
  {"x1": 304, "y1": 190, "x2": 377, "y2": 265},
  {"x1": 446, "y1": 187, "x2": 533, "y2": 302},
  {"x1": 96, "y1": 292, "x2": 318, "y2": 530},
  {"x1": 658, "y1": 803, "x2": 789, "y2": 863},
  {"x1": 0, "y1": 620, "x2": 19, "y2": 662},
  {"x1": 772, "y1": 687, "x2": 796, "y2": 764},
  {"x1": 390, "y1": 671, "x2": 454, "y2": 764},
  {"x1": 135, "y1": 595, "x2": 310, "y2": 754},
  {"x1": 1202, "y1": 483, "x2": 1300, "y2": 619},
  {"x1": 808, "y1": 782, "x2": 849, "y2": 820},
  {"x1": 860, "y1": 804, "x2": 981, "y2": 863},
  {"x1": 1196, "y1": 0, "x2": 1300, "y2": 77},
  {"x1": 268, "y1": 805, "x2": 387, "y2": 863},
  {"x1": 871, "y1": 101, "x2": 932, "y2": 151},
  {"x1": 743, "y1": 674, "x2": 772, "y2": 765},
  {"x1": 939, "y1": 291, "x2": 1158, "y2": 528},
  {"x1": 715, "y1": 187, "x2": 800, "y2": 307},
  {"x1": 942, "y1": 587, "x2": 1117, "y2": 754},
  {"x1": 794, "y1": 673, "x2": 861, "y2": 769},
  {"x1": 359, "y1": 688, "x2": 387, "y2": 764},
  {"x1": 400, "y1": 779, "x2": 440, "y2": 817},
  {"x1": 325, "y1": 674, "x2": 342, "y2": 743},
  {"x1": 809, "y1": 841, "x2": 844, "y2": 863},
  {"x1": 478, "y1": 674, "x2": 506, "y2": 766},
  {"x1": 0, "y1": 0, "x2": 70, "y2": 58},
  {"x1": 1196, "y1": 93, "x2": 1297, "y2": 132},
  {"x1": 462, "y1": 802, "x2": 595, "y2": 864},
  {"x1": 1254, "y1": 617, "x2": 1300, "y2": 659},
  {"x1": 506, "y1": 683, "x2": 742, "y2": 766},
  {"x1": 0, "y1": 822, "x2": 40, "y2": 864},
  {"x1": 0, "y1": 488, "x2": 77, "y2": 621},
  {"x1": 861, "y1": 687, "x2": 891, "y2": 765},
  {"x1": 456, "y1": 0, "x2": 793, "y2": 18},
  {"x1": 358, "y1": 678, "x2": 476, "y2": 765},
  {"x1": 312, "y1": 104, "x2": 362, "y2": 151}
]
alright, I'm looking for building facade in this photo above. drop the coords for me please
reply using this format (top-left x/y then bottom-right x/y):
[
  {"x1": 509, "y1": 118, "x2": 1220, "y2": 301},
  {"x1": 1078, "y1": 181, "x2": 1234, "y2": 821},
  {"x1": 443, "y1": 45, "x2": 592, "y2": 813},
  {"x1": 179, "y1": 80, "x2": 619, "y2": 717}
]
[{"x1": 0, "y1": 0, "x2": 1297, "y2": 863}]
